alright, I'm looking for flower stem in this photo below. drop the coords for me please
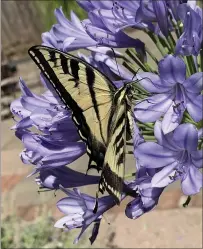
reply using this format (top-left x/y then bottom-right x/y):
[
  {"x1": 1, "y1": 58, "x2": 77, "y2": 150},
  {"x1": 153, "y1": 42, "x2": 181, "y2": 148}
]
[
  {"x1": 147, "y1": 31, "x2": 168, "y2": 57},
  {"x1": 168, "y1": 32, "x2": 176, "y2": 52},
  {"x1": 126, "y1": 48, "x2": 152, "y2": 72},
  {"x1": 145, "y1": 46, "x2": 159, "y2": 65},
  {"x1": 143, "y1": 135, "x2": 156, "y2": 141},
  {"x1": 186, "y1": 55, "x2": 197, "y2": 75},
  {"x1": 200, "y1": 49, "x2": 203, "y2": 72}
]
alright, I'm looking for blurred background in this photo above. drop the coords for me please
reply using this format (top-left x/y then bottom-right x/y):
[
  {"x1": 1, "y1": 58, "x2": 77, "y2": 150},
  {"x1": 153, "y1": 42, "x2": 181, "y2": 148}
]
[{"x1": 1, "y1": 1, "x2": 202, "y2": 248}]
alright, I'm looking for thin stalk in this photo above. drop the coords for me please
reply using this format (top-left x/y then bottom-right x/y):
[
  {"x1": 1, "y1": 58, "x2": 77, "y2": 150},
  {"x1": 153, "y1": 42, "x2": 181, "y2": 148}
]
[
  {"x1": 200, "y1": 49, "x2": 203, "y2": 72},
  {"x1": 186, "y1": 55, "x2": 197, "y2": 75},
  {"x1": 126, "y1": 49, "x2": 150, "y2": 72},
  {"x1": 123, "y1": 61, "x2": 138, "y2": 75},
  {"x1": 172, "y1": 20, "x2": 181, "y2": 39},
  {"x1": 143, "y1": 135, "x2": 156, "y2": 141},
  {"x1": 137, "y1": 122, "x2": 154, "y2": 130},
  {"x1": 183, "y1": 57, "x2": 190, "y2": 77},
  {"x1": 147, "y1": 31, "x2": 168, "y2": 57},
  {"x1": 142, "y1": 130, "x2": 154, "y2": 135},
  {"x1": 168, "y1": 32, "x2": 176, "y2": 52},
  {"x1": 125, "y1": 49, "x2": 147, "y2": 72},
  {"x1": 145, "y1": 46, "x2": 159, "y2": 65}
]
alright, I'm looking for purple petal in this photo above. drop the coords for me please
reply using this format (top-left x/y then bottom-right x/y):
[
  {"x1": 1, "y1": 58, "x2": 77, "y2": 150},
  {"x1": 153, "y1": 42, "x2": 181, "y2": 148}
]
[
  {"x1": 135, "y1": 142, "x2": 178, "y2": 168},
  {"x1": 173, "y1": 124, "x2": 198, "y2": 152},
  {"x1": 186, "y1": 93, "x2": 203, "y2": 122},
  {"x1": 54, "y1": 214, "x2": 83, "y2": 229},
  {"x1": 152, "y1": 0, "x2": 168, "y2": 37},
  {"x1": 158, "y1": 55, "x2": 186, "y2": 85},
  {"x1": 10, "y1": 99, "x2": 31, "y2": 118},
  {"x1": 20, "y1": 96, "x2": 53, "y2": 112},
  {"x1": 151, "y1": 162, "x2": 178, "y2": 188},
  {"x1": 181, "y1": 165, "x2": 202, "y2": 195},
  {"x1": 162, "y1": 103, "x2": 185, "y2": 134},
  {"x1": 154, "y1": 121, "x2": 181, "y2": 151},
  {"x1": 41, "y1": 144, "x2": 86, "y2": 167},
  {"x1": 125, "y1": 197, "x2": 145, "y2": 219},
  {"x1": 70, "y1": 11, "x2": 84, "y2": 30},
  {"x1": 41, "y1": 31, "x2": 59, "y2": 49},
  {"x1": 191, "y1": 150, "x2": 203, "y2": 168},
  {"x1": 57, "y1": 197, "x2": 84, "y2": 214},
  {"x1": 136, "y1": 73, "x2": 172, "y2": 93},
  {"x1": 19, "y1": 78, "x2": 34, "y2": 97},
  {"x1": 184, "y1": 72, "x2": 203, "y2": 93},
  {"x1": 13, "y1": 117, "x2": 33, "y2": 130},
  {"x1": 134, "y1": 92, "x2": 174, "y2": 122}
]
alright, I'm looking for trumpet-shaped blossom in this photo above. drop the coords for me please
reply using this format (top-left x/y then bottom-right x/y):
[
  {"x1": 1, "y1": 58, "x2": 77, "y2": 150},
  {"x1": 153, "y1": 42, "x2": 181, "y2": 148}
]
[
  {"x1": 42, "y1": 7, "x2": 145, "y2": 53},
  {"x1": 135, "y1": 121, "x2": 203, "y2": 195},
  {"x1": 135, "y1": 55, "x2": 203, "y2": 134},
  {"x1": 175, "y1": 3, "x2": 203, "y2": 56},
  {"x1": 11, "y1": 77, "x2": 85, "y2": 174},
  {"x1": 55, "y1": 187, "x2": 117, "y2": 244},
  {"x1": 176, "y1": 3, "x2": 202, "y2": 55},
  {"x1": 35, "y1": 166, "x2": 99, "y2": 190},
  {"x1": 125, "y1": 167, "x2": 164, "y2": 219}
]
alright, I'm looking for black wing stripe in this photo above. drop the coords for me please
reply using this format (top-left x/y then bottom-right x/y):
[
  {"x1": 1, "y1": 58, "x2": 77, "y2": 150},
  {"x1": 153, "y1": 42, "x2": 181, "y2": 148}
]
[
  {"x1": 60, "y1": 54, "x2": 69, "y2": 74},
  {"x1": 85, "y1": 66, "x2": 106, "y2": 142},
  {"x1": 115, "y1": 138, "x2": 124, "y2": 155},
  {"x1": 70, "y1": 59, "x2": 79, "y2": 80}
]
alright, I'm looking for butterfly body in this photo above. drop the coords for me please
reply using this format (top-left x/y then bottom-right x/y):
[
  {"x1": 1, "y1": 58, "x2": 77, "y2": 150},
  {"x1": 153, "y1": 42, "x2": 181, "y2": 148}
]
[{"x1": 28, "y1": 46, "x2": 134, "y2": 203}]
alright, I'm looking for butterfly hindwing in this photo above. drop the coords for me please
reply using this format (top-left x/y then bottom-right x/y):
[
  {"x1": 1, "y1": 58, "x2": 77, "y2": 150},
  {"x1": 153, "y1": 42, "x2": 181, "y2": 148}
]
[
  {"x1": 99, "y1": 87, "x2": 132, "y2": 203},
  {"x1": 28, "y1": 45, "x2": 116, "y2": 171}
]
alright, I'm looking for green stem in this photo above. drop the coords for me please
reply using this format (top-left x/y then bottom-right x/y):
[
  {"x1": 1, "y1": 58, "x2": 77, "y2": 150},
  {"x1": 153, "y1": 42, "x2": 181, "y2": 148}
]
[
  {"x1": 126, "y1": 49, "x2": 149, "y2": 72},
  {"x1": 168, "y1": 32, "x2": 176, "y2": 52},
  {"x1": 142, "y1": 130, "x2": 154, "y2": 135},
  {"x1": 143, "y1": 135, "x2": 156, "y2": 141},
  {"x1": 200, "y1": 49, "x2": 203, "y2": 72},
  {"x1": 172, "y1": 20, "x2": 181, "y2": 39},
  {"x1": 145, "y1": 46, "x2": 159, "y2": 65},
  {"x1": 186, "y1": 55, "x2": 197, "y2": 75},
  {"x1": 183, "y1": 57, "x2": 190, "y2": 77},
  {"x1": 147, "y1": 31, "x2": 168, "y2": 57},
  {"x1": 123, "y1": 61, "x2": 138, "y2": 75},
  {"x1": 137, "y1": 122, "x2": 154, "y2": 130}
]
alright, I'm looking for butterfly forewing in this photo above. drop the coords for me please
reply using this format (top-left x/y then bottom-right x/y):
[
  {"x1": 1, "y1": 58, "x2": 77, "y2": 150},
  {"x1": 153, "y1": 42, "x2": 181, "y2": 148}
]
[{"x1": 28, "y1": 45, "x2": 116, "y2": 171}]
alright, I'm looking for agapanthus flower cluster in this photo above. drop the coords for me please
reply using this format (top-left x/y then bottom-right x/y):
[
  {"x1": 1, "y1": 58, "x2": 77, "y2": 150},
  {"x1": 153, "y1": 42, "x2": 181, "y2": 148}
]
[{"x1": 11, "y1": 0, "x2": 202, "y2": 245}]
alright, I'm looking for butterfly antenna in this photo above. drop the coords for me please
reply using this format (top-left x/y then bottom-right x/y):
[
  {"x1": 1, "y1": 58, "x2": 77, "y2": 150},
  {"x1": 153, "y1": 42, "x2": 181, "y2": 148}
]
[
  {"x1": 131, "y1": 68, "x2": 141, "y2": 81},
  {"x1": 111, "y1": 48, "x2": 121, "y2": 78}
]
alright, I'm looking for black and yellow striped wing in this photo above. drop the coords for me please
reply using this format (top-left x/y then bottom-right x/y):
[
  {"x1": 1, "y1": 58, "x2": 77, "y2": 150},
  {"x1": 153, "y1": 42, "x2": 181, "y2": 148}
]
[
  {"x1": 99, "y1": 87, "x2": 132, "y2": 203},
  {"x1": 28, "y1": 45, "x2": 116, "y2": 172}
]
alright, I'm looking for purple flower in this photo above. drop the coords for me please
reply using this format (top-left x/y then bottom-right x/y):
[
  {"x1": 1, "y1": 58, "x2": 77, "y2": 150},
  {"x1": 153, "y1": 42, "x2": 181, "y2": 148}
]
[
  {"x1": 125, "y1": 167, "x2": 164, "y2": 219},
  {"x1": 42, "y1": 7, "x2": 145, "y2": 54},
  {"x1": 134, "y1": 55, "x2": 203, "y2": 134},
  {"x1": 54, "y1": 187, "x2": 117, "y2": 244},
  {"x1": 135, "y1": 121, "x2": 203, "y2": 196},
  {"x1": 175, "y1": 3, "x2": 202, "y2": 56},
  {"x1": 125, "y1": 120, "x2": 164, "y2": 219},
  {"x1": 35, "y1": 166, "x2": 99, "y2": 190},
  {"x1": 135, "y1": 0, "x2": 169, "y2": 37},
  {"x1": 11, "y1": 77, "x2": 85, "y2": 174}
]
